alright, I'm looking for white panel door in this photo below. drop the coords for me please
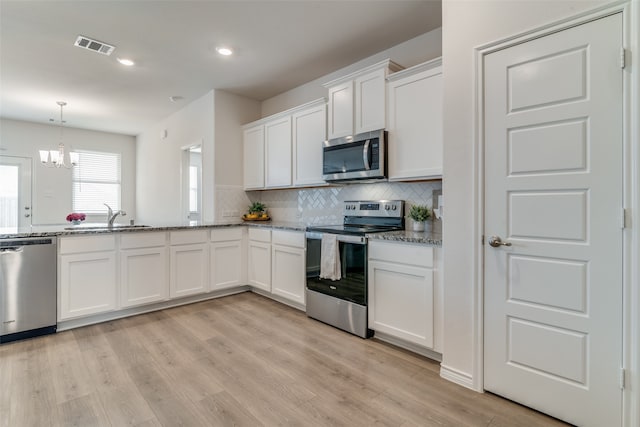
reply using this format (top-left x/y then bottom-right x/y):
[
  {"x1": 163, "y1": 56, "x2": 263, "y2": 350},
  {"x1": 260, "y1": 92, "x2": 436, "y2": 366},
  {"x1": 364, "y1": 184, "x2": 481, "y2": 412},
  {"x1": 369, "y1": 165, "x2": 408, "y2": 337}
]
[
  {"x1": 210, "y1": 241, "x2": 243, "y2": 291},
  {"x1": 293, "y1": 103, "x2": 326, "y2": 187},
  {"x1": 271, "y1": 245, "x2": 305, "y2": 306},
  {"x1": 120, "y1": 247, "x2": 168, "y2": 308},
  {"x1": 170, "y1": 243, "x2": 209, "y2": 298},
  {"x1": 0, "y1": 156, "x2": 32, "y2": 229},
  {"x1": 265, "y1": 116, "x2": 292, "y2": 188},
  {"x1": 483, "y1": 14, "x2": 623, "y2": 427},
  {"x1": 354, "y1": 68, "x2": 386, "y2": 134},
  {"x1": 327, "y1": 81, "x2": 353, "y2": 139},
  {"x1": 248, "y1": 240, "x2": 271, "y2": 292},
  {"x1": 243, "y1": 125, "x2": 265, "y2": 190}
]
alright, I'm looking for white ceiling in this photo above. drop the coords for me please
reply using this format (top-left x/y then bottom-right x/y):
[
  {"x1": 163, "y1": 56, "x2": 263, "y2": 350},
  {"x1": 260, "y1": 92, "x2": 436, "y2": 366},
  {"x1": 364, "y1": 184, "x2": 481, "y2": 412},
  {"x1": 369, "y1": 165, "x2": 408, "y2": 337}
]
[{"x1": 0, "y1": 1, "x2": 441, "y2": 136}]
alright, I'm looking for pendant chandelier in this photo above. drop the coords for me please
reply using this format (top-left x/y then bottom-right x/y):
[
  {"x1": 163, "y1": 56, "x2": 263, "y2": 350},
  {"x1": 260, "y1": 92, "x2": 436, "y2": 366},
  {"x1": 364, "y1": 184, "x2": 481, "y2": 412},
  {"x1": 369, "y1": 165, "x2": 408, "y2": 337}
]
[{"x1": 39, "y1": 101, "x2": 79, "y2": 168}]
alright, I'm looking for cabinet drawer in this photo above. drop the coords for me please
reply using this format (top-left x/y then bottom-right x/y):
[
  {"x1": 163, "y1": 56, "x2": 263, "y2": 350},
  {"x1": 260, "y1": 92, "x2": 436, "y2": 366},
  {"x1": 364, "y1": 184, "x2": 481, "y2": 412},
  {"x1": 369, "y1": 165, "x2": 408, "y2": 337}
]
[
  {"x1": 368, "y1": 241, "x2": 433, "y2": 268},
  {"x1": 120, "y1": 232, "x2": 166, "y2": 249},
  {"x1": 170, "y1": 230, "x2": 208, "y2": 245},
  {"x1": 211, "y1": 227, "x2": 243, "y2": 242},
  {"x1": 272, "y1": 229, "x2": 304, "y2": 248},
  {"x1": 248, "y1": 228, "x2": 271, "y2": 243},
  {"x1": 59, "y1": 235, "x2": 116, "y2": 254}
]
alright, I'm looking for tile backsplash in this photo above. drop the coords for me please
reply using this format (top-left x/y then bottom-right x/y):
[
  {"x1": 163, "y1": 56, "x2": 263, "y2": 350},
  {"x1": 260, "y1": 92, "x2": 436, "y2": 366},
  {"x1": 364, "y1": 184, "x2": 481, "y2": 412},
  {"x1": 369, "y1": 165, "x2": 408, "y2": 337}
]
[{"x1": 246, "y1": 180, "x2": 442, "y2": 229}]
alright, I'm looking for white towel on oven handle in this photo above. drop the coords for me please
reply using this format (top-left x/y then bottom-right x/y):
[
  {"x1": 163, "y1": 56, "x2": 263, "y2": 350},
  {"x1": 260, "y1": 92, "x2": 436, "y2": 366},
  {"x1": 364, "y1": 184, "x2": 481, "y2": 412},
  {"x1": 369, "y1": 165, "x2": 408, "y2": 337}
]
[{"x1": 319, "y1": 234, "x2": 341, "y2": 281}]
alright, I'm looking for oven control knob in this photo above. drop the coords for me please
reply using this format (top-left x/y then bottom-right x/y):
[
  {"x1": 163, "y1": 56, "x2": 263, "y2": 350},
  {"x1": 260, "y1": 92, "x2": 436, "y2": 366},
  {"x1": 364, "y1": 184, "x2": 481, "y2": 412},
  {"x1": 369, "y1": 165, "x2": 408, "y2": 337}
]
[
  {"x1": 392, "y1": 205, "x2": 397, "y2": 210},
  {"x1": 351, "y1": 205, "x2": 357, "y2": 210},
  {"x1": 385, "y1": 205, "x2": 390, "y2": 210}
]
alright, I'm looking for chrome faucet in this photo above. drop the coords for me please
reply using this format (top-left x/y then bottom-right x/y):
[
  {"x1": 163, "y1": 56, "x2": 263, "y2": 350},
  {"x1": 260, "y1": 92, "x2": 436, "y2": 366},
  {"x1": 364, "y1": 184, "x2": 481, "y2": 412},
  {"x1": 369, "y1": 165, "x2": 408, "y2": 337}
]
[{"x1": 104, "y1": 203, "x2": 126, "y2": 226}]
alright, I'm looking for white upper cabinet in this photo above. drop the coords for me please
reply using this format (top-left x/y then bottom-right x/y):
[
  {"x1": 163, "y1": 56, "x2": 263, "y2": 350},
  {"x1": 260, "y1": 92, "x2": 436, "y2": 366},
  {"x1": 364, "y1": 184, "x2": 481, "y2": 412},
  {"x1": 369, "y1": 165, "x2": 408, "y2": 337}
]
[
  {"x1": 324, "y1": 59, "x2": 403, "y2": 139},
  {"x1": 243, "y1": 125, "x2": 265, "y2": 190},
  {"x1": 243, "y1": 99, "x2": 327, "y2": 190},
  {"x1": 265, "y1": 115, "x2": 292, "y2": 188},
  {"x1": 293, "y1": 100, "x2": 326, "y2": 187},
  {"x1": 387, "y1": 58, "x2": 443, "y2": 181}
]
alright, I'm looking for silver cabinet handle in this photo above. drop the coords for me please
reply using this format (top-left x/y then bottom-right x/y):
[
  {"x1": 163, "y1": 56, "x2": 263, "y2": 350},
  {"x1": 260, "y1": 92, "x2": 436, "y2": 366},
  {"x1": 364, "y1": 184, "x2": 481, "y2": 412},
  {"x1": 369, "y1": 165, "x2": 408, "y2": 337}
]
[
  {"x1": 488, "y1": 236, "x2": 512, "y2": 247},
  {"x1": 362, "y1": 139, "x2": 371, "y2": 170}
]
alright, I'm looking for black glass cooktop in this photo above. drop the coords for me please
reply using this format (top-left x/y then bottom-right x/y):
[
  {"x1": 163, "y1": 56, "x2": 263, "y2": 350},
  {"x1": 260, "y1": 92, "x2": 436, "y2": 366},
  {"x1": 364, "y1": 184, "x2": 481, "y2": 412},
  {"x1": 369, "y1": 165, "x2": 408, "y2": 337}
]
[{"x1": 306, "y1": 224, "x2": 403, "y2": 236}]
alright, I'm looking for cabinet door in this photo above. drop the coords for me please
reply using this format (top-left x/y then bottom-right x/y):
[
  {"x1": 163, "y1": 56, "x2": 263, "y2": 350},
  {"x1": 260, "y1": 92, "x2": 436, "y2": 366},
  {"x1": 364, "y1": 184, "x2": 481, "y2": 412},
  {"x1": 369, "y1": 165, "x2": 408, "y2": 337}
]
[
  {"x1": 170, "y1": 243, "x2": 209, "y2": 298},
  {"x1": 243, "y1": 125, "x2": 265, "y2": 189},
  {"x1": 120, "y1": 247, "x2": 168, "y2": 308},
  {"x1": 387, "y1": 69, "x2": 443, "y2": 180},
  {"x1": 354, "y1": 68, "x2": 387, "y2": 134},
  {"x1": 271, "y1": 245, "x2": 305, "y2": 306},
  {"x1": 368, "y1": 260, "x2": 434, "y2": 349},
  {"x1": 210, "y1": 241, "x2": 243, "y2": 291},
  {"x1": 265, "y1": 116, "x2": 292, "y2": 188},
  {"x1": 327, "y1": 81, "x2": 354, "y2": 139},
  {"x1": 248, "y1": 240, "x2": 271, "y2": 292},
  {"x1": 293, "y1": 103, "x2": 326, "y2": 187},
  {"x1": 59, "y1": 252, "x2": 117, "y2": 320}
]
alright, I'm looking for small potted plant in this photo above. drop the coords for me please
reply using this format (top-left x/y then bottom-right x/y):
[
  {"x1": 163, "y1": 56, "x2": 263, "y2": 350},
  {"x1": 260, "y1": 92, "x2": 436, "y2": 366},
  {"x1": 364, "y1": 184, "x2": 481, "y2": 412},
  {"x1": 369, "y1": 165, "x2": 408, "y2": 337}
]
[
  {"x1": 66, "y1": 212, "x2": 86, "y2": 225},
  {"x1": 245, "y1": 202, "x2": 269, "y2": 220},
  {"x1": 408, "y1": 204, "x2": 431, "y2": 232}
]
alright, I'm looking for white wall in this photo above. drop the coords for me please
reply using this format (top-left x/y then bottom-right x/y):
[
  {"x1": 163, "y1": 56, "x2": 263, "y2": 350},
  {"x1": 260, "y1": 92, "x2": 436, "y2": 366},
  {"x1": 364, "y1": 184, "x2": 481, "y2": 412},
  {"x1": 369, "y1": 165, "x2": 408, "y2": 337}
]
[
  {"x1": 136, "y1": 90, "x2": 260, "y2": 225},
  {"x1": 0, "y1": 118, "x2": 135, "y2": 225},
  {"x1": 136, "y1": 91, "x2": 215, "y2": 224},
  {"x1": 441, "y1": 0, "x2": 616, "y2": 387},
  {"x1": 261, "y1": 28, "x2": 442, "y2": 117}
]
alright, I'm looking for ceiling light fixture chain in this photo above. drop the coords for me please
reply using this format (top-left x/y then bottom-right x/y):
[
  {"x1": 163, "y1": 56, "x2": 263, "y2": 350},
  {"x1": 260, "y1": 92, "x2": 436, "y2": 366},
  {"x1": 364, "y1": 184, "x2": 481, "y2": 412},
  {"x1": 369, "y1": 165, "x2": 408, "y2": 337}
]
[{"x1": 39, "y1": 101, "x2": 79, "y2": 169}]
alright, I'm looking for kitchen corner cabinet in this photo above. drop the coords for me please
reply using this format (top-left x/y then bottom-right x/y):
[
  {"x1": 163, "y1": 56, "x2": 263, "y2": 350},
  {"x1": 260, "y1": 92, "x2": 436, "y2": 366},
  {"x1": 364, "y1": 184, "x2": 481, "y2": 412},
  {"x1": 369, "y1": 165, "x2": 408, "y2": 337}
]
[
  {"x1": 368, "y1": 240, "x2": 441, "y2": 351},
  {"x1": 324, "y1": 59, "x2": 403, "y2": 139},
  {"x1": 169, "y1": 230, "x2": 209, "y2": 298},
  {"x1": 58, "y1": 235, "x2": 117, "y2": 320},
  {"x1": 387, "y1": 58, "x2": 443, "y2": 181},
  {"x1": 271, "y1": 230, "x2": 305, "y2": 306},
  {"x1": 247, "y1": 228, "x2": 271, "y2": 292},
  {"x1": 265, "y1": 115, "x2": 292, "y2": 188},
  {"x1": 210, "y1": 227, "x2": 245, "y2": 291},
  {"x1": 293, "y1": 101, "x2": 326, "y2": 187},
  {"x1": 243, "y1": 124, "x2": 265, "y2": 190},
  {"x1": 120, "y1": 232, "x2": 168, "y2": 308}
]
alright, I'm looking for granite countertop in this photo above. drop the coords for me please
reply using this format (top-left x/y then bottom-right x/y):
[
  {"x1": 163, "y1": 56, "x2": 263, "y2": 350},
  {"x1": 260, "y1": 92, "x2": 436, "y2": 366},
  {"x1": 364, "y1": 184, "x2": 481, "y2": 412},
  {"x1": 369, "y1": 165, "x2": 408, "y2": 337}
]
[
  {"x1": 1, "y1": 221, "x2": 440, "y2": 246},
  {"x1": 0, "y1": 220, "x2": 307, "y2": 239},
  {"x1": 367, "y1": 229, "x2": 442, "y2": 246}
]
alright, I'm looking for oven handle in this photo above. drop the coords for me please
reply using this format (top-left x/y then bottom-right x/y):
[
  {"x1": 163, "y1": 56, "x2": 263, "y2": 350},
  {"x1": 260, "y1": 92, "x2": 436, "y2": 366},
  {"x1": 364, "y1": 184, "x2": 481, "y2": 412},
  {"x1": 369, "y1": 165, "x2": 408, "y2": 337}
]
[
  {"x1": 305, "y1": 232, "x2": 366, "y2": 245},
  {"x1": 362, "y1": 139, "x2": 371, "y2": 170}
]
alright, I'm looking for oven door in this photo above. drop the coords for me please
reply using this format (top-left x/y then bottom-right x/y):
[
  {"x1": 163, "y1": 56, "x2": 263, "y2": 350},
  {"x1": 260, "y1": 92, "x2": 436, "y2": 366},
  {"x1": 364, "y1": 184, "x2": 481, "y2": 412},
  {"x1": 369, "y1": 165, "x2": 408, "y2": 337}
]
[{"x1": 305, "y1": 232, "x2": 367, "y2": 306}]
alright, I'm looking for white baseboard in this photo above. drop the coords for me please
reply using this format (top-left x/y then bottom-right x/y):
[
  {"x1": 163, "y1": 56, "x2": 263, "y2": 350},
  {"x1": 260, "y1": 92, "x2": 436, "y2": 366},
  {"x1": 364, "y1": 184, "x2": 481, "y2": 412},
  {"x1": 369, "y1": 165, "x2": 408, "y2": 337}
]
[
  {"x1": 372, "y1": 331, "x2": 442, "y2": 362},
  {"x1": 440, "y1": 364, "x2": 477, "y2": 391}
]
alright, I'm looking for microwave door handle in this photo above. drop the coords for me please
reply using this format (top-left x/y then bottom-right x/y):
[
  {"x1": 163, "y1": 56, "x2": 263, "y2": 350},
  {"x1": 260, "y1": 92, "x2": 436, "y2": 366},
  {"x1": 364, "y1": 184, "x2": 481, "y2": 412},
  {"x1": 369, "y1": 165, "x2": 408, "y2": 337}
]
[{"x1": 363, "y1": 139, "x2": 371, "y2": 170}]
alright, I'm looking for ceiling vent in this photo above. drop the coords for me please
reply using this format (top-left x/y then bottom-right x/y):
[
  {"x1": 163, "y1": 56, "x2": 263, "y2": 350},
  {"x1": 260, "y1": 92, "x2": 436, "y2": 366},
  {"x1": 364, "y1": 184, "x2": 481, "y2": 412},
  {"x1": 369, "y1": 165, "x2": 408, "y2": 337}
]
[{"x1": 74, "y1": 35, "x2": 115, "y2": 56}]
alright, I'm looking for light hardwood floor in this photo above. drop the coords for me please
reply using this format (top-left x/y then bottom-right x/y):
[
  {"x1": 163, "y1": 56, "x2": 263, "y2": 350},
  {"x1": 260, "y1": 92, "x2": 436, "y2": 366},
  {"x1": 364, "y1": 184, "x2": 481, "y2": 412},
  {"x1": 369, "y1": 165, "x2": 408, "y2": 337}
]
[{"x1": 0, "y1": 292, "x2": 569, "y2": 427}]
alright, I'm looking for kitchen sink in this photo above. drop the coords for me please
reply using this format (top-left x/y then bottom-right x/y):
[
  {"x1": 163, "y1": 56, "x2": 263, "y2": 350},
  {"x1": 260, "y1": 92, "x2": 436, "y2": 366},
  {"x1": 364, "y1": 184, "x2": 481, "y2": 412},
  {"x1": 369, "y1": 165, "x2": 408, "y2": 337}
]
[{"x1": 64, "y1": 224, "x2": 151, "y2": 231}]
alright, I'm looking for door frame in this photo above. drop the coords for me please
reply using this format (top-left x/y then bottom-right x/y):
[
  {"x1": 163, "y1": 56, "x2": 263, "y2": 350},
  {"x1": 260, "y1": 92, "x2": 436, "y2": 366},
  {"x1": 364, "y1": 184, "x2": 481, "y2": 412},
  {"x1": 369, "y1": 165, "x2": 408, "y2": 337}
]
[{"x1": 470, "y1": 2, "x2": 639, "y2": 426}]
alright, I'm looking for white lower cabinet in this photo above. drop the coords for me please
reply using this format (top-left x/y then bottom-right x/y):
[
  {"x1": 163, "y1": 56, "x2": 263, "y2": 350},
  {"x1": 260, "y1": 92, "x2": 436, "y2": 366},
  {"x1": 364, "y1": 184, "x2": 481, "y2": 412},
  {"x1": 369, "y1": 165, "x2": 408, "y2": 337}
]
[
  {"x1": 120, "y1": 232, "x2": 168, "y2": 308},
  {"x1": 210, "y1": 227, "x2": 245, "y2": 291},
  {"x1": 271, "y1": 230, "x2": 305, "y2": 306},
  {"x1": 59, "y1": 235, "x2": 117, "y2": 320},
  {"x1": 170, "y1": 230, "x2": 209, "y2": 298},
  {"x1": 368, "y1": 240, "x2": 441, "y2": 351},
  {"x1": 247, "y1": 228, "x2": 271, "y2": 292}
]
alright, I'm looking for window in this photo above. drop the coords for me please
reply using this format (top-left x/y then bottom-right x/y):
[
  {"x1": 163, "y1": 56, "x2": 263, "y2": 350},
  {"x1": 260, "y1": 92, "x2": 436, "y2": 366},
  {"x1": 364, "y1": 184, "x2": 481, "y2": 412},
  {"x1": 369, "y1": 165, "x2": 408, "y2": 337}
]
[{"x1": 72, "y1": 151, "x2": 121, "y2": 214}]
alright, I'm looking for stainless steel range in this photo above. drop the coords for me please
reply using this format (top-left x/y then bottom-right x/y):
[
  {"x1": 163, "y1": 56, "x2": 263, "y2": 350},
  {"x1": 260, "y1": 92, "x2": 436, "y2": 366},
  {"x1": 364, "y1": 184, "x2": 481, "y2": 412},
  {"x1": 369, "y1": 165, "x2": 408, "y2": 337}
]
[{"x1": 305, "y1": 200, "x2": 404, "y2": 338}]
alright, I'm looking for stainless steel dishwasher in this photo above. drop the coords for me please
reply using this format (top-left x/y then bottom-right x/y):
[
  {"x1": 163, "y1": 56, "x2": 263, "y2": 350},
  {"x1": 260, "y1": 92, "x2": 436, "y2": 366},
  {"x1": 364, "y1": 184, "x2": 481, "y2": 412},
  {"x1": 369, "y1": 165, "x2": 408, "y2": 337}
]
[{"x1": 1, "y1": 236, "x2": 57, "y2": 343}]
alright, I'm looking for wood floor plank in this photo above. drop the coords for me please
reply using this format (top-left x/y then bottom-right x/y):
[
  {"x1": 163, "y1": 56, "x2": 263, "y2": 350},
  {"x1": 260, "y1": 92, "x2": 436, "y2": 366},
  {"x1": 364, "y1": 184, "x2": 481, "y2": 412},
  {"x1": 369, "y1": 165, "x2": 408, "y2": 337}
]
[{"x1": 1, "y1": 292, "x2": 569, "y2": 426}]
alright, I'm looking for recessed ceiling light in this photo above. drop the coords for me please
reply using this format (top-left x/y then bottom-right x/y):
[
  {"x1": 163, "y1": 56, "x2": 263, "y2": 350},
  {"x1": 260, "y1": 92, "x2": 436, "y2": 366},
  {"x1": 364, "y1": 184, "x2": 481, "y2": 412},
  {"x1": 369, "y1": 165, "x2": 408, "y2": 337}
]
[
  {"x1": 216, "y1": 47, "x2": 233, "y2": 56},
  {"x1": 117, "y1": 58, "x2": 135, "y2": 66}
]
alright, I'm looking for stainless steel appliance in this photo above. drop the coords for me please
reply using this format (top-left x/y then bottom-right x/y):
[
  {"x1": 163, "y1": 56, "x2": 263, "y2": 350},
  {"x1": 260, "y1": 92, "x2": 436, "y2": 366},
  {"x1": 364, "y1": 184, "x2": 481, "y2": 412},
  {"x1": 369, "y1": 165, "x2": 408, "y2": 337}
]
[
  {"x1": 1, "y1": 237, "x2": 57, "y2": 343},
  {"x1": 305, "y1": 200, "x2": 404, "y2": 338},
  {"x1": 322, "y1": 129, "x2": 386, "y2": 182}
]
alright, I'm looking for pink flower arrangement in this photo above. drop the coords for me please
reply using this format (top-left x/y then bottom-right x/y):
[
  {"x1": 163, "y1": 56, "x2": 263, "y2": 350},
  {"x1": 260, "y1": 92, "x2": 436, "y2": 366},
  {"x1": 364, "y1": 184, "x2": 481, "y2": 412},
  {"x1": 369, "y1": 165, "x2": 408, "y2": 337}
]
[{"x1": 66, "y1": 212, "x2": 86, "y2": 222}]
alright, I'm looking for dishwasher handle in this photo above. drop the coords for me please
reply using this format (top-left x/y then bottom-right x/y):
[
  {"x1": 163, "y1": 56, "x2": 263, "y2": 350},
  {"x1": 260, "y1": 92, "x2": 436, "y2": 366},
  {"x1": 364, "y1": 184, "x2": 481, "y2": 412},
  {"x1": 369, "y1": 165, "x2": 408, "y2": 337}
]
[
  {"x1": 0, "y1": 238, "x2": 53, "y2": 248},
  {"x1": 0, "y1": 247, "x2": 24, "y2": 253}
]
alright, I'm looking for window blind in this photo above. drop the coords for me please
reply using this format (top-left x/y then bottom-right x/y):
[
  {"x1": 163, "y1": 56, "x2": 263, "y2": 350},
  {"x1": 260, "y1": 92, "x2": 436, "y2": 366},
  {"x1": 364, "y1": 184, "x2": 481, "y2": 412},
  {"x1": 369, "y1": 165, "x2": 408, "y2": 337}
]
[{"x1": 72, "y1": 151, "x2": 121, "y2": 214}]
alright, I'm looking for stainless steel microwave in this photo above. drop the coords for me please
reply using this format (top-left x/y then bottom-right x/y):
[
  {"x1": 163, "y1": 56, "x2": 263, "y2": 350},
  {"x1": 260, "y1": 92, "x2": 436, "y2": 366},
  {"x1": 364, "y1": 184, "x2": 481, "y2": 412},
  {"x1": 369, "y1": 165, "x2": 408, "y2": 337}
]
[{"x1": 322, "y1": 129, "x2": 386, "y2": 182}]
